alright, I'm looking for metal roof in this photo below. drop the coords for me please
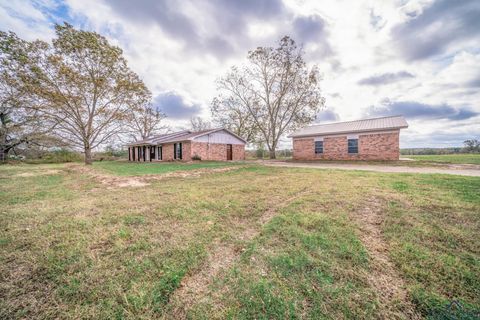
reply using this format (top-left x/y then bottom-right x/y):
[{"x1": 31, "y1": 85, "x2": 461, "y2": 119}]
[
  {"x1": 289, "y1": 115, "x2": 408, "y2": 138},
  {"x1": 127, "y1": 128, "x2": 247, "y2": 146}
]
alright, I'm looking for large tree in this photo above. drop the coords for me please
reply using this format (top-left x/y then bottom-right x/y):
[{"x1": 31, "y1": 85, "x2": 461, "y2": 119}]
[
  {"x1": 211, "y1": 94, "x2": 259, "y2": 143},
  {"x1": 9, "y1": 23, "x2": 149, "y2": 164},
  {"x1": 125, "y1": 96, "x2": 168, "y2": 141},
  {"x1": 463, "y1": 139, "x2": 480, "y2": 153},
  {"x1": 189, "y1": 116, "x2": 212, "y2": 131},
  {"x1": 0, "y1": 31, "x2": 56, "y2": 162},
  {"x1": 212, "y1": 36, "x2": 325, "y2": 158}
]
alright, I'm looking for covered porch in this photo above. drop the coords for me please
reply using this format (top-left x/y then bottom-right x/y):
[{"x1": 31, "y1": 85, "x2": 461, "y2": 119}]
[{"x1": 128, "y1": 145, "x2": 163, "y2": 162}]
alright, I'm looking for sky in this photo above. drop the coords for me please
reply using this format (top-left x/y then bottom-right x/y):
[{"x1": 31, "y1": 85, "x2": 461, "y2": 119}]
[{"x1": 1, "y1": 0, "x2": 479, "y2": 148}]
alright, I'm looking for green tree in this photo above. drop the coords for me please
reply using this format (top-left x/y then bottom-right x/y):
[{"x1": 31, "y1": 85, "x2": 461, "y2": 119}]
[
  {"x1": 7, "y1": 23, "x2": 149, "y2": 164},
  {"x1": 212, "y1": 36, "x2": 325, "y2": 158},
  {"x1": 463, "y1": 139, "x2": 480, "y2": 153},
  {"x1": 0, "y1": 31, "x2": 56, "y2": 162}
]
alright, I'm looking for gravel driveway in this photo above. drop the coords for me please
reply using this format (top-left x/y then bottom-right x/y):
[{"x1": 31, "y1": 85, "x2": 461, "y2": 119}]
[{"x1": 262, "y1": 161, "x2": 480, "y2": 177}]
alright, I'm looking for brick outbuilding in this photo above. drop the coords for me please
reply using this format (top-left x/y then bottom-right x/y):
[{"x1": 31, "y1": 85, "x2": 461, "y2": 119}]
[
  {"x1": 127, "y1": 128, "x2": 246, "y2": 162},
  {"x1": 289, "y1": 116, "x2": 408, "y2": 161}
]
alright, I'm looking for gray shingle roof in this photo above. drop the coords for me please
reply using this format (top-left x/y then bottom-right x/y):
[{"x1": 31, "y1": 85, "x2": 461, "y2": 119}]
[
  {"x1": 289, "y1": 115, "x2": 408, "y2": 138},
  {"x1": 127, "y1": 128, "x2": 247, "y2": 146}
]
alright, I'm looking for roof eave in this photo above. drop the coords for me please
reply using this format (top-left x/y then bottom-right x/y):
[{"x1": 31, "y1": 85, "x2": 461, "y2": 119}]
[{"x1": 289, "y1": 125, "x2": 408, "y2": 138}]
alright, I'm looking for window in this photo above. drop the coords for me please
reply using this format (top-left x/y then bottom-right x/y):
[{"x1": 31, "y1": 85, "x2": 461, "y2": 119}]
[
  {"x1": 174, "y1": 143, "x2": 182, "y2": 160},
  {"x1": 348, "y1": 139, "x2": 358, "y2": 154},
  {"x1": 315, "y1": 141, "x2": 323, "y2": 154}
]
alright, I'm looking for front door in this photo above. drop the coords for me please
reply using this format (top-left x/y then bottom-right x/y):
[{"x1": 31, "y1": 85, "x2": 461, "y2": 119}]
[
  {"x1": 150, "y1": 147, "x2": 155, "y2": 161},
  {"x1": 226, "y1": 144, "x2": 233, "y2": 160}
]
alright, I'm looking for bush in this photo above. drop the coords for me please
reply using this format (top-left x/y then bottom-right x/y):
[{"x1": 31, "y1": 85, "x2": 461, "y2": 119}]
[
  {"x1": 25, "y1": 149, "x2": 83, "y2": 163},
  {"x1": 192, "y1": 154, "x2": 202, "y2": 161}
]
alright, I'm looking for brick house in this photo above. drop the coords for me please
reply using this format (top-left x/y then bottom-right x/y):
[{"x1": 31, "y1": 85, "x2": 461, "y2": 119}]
[
  {"x1": 127, "y1": 128, "x2": 246, "y2": 162},
  {"x1": 289, "y1": 115, "x2": 408, "y2": 161}
]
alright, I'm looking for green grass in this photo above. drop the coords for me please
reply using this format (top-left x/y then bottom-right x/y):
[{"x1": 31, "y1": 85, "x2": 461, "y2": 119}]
[
  {"x1": 408, "y1": 154, "x2": 480, "y2": 165},
  {"x1": 0, "y1": 162, "x2": 479, "y2": 319},
  {"x1": 92, "y1": 160, "x2": 243, "y2": 176}
]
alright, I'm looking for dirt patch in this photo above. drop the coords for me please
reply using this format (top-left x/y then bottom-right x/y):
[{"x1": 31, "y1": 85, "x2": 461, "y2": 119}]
[
  {"x1": 169, "y1": 188, "x2": 310, "y2": 318},
  {"x1": 354, "y1": 196, "x2": 421, "y2": 319},
  {"x1": 16, "y1": 170, "x2": 60, "y2": 177},
  {"x1": 263, "y1": 160, "x2": 480, "y2": 177},
  {"x1": 66, "y1": 164, "x2": 240, "y2": 189}
]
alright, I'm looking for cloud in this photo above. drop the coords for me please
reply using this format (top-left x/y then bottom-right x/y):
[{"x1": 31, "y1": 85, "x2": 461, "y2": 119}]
[
  {"x1": 369, "y1": 9, "x2": 385, "y2": 30},
  {"x1": 366, "y1": 100, "x2": 479, "y2": 121},
  {"x1": 104, "y1": 0, "x2": 198, "y2": 42},
  {"x1": 102, "y1": 0, "x2": 285, "y2": 59},
  {"x1": 402, "y1": 130, "x2": 479, "y2": 148},
  {"x1": 358, "y1": 71, "x2": 414, "y2": 86},
  {"x1": 392, "y1": 0, "x2": 480, "y2": 60},
  {"x1": 293, "y1": 14, "x2": 332, "y2": 57},
  {"x1": 154, "y1": 92, "x2": 202, "y2": 120},
  {"x1": 317, "y1": 109, "x2": 340, "y2": 122}
]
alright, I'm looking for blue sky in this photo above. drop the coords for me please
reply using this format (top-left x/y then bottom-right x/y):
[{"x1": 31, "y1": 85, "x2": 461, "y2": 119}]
[{"x1": 1, "y1": 0, "x2": 479, "y2": 148}]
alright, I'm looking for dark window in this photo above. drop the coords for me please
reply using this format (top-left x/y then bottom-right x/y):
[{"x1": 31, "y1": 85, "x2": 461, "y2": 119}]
[
  {"x1": 348, "y1": 139, "x2": 358, "y2": 154},
  {"x1": 157, "y1": 146, "x2": 162, "y2": 160},
  {"x1": 150, "y1": 146, "x2": 155, "y2": 161},
  {"x1": 174, "y1": 143, "x2": 182, "y2": 160},
  {"x1": 315, "y1": 141, "x2": 323, "y2": 154}
]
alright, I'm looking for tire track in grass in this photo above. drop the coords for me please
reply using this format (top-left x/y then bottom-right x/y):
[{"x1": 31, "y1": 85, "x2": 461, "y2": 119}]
[
  {"x1": 168, "y1": 187, "x2": 312, "y2": 318},
  {"x1": 354, "y1": 196, "x2": 421, "y2": 319}
]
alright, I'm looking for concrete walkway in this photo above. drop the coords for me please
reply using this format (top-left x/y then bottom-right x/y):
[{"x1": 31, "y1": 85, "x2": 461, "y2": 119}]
[{"x1": 262, "y1": 161, "x2": 480, "y2": 177}]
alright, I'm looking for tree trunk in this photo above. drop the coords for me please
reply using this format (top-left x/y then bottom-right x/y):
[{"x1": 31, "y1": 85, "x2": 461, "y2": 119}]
[
  {"x1": 0, "y1": 147, "x2": 7, "y2": 163},
  {"x1": 84, "y1": 147, "x2": 93, "y2": 165},
  {"x1": 269, "y1": 149, "x2": 276, "y2": 159}
]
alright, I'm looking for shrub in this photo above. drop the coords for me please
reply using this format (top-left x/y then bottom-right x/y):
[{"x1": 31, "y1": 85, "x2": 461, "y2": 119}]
[{"x1": 192, "y1": 154, "x2": 202, "y2": 161}]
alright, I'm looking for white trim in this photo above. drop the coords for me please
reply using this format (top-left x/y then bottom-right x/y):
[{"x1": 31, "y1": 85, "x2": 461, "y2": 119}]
[
  {"x1": 347, "y1": 134, "x2": 359, "y2": 139},
  {"x1": 314, "y1": 137, "x2": 324, "y2": 142}
]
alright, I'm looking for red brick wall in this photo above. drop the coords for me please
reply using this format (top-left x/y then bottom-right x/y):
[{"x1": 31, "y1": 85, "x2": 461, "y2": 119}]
[
  {"x1": 131, "y1": 141, "x2": 245, "y2": 162},
  {"x1": 293, "y1": 131, "x2": 400, "y2": 161},
  {"x1": 232, "y1": 144, "x2": 245, "y2": 160},
  {"x1": 156, "y1": 142, "x2": 191, "y2": 161},
  {"x1": 191, "y1": 142, "x2": 245, "y2": 161}
]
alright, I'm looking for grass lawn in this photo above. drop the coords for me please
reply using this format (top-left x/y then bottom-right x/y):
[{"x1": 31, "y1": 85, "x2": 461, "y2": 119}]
[
  {"x1": 93, "y1": 160, "x2": 243, "y2": 176},
  {"x1": 1, "y1": 162, "x2": 479, "y2": 319},
  {"x1": 408, "y1": 154, "x2": 480, "y2": 165}
]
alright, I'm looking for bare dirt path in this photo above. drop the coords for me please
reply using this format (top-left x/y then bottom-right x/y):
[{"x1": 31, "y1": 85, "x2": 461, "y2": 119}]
[
  {"x1": 64, "y1": 163, "x2": 240, "y2": 188},
  {"x1": 168, "y1": 188, "x2": 312, "y2": 318},
  {"x1": 262, "y1": 160, "x2": 480, "y2": 177},
  {"x1": 353, "y1": 196, "x2": 421, "y2": 319}
]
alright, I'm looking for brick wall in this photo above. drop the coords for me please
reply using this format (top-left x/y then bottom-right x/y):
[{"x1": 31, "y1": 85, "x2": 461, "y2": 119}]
[
  {"x1": 293, "y1": 131, "x2": 400, "y2": 161},
  {"x1": 156, "y1": 142, "x2": 191, "y2": 161},
  {"x1": 191, "y1": 142, "x2": 245, "y2": 161},
  {"x1": 232, "y1": 144, "x2": 245, "y2": 160},
  {"x1": 130, "y1": 141, "x2": 245, "y2": 162}
]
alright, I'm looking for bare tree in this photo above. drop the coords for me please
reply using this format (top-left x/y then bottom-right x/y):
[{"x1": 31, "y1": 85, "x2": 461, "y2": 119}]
[
  {"x1": 126, "y1": 97, "x2": 168, "y2": 141},
  {"x1": 8, "y1": 23, "x2": 149, "y2": 164},
  {"x1": 189, "y1": 116, "x2": 212, "y2": 131},
  {"x1": 212, "y1": 36, "x2": 325, "y2": 158},
  {"x1": 211, "y1": 95, "x2": 259, "y2": 143}
]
